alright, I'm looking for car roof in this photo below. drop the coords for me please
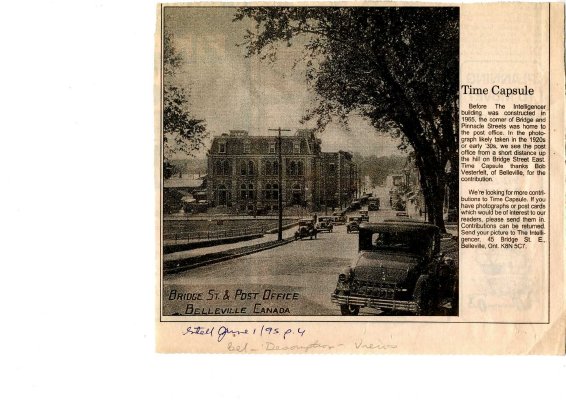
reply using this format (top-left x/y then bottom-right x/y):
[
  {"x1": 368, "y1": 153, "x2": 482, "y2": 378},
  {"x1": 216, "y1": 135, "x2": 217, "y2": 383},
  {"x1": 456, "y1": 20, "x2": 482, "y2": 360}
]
[{"x1": 359, "y1": 221, "x2": 439, "y2": 234}]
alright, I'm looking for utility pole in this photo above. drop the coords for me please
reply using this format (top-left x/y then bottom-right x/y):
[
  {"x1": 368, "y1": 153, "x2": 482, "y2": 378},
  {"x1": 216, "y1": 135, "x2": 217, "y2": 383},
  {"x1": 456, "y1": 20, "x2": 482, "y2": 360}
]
[{"x1": 269, "y1": 127, "x2": 290, "y2": 241}]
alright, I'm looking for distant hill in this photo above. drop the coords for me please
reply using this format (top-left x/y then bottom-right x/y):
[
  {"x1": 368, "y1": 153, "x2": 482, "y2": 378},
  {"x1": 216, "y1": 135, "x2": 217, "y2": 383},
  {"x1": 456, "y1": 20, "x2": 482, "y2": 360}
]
[{"x1": 352, "y1": 153, "x2": 407, "y2": 186}]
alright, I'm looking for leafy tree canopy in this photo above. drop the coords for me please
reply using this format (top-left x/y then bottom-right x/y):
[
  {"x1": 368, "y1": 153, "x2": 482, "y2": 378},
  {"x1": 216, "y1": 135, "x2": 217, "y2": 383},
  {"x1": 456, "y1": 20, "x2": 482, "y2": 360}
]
[
  {"x1": 163, "y1": 33, "x2": 207, "y2": 162},
  {"x1": 235, "y1": 7, "x2": 459, "y2": 230}
]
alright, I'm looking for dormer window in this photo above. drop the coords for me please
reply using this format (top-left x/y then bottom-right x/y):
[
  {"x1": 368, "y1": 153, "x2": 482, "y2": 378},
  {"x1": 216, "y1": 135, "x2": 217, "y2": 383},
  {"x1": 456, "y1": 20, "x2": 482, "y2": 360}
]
[
  {"x1": 219, "y1": 142, "x2": 226, "y2": 154},
  {"x1": 293, "y1": 142, "x2": 300, "y2": 154},
  {"x1": 243, "y1": 142, "x2": 251, "y2": 154},
  {"x1": 269, "y1": 143, "x2": 276, "y2": 154}
]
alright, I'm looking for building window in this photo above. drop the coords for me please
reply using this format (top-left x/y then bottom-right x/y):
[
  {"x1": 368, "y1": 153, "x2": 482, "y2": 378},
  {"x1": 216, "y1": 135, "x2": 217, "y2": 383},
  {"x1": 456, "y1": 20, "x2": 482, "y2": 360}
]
[
  {"x1": 243, "y1": 142, "x2": 251, "y2": 154},
  {"x1": 240, "y1": 183, "x2": 247, "y2": 199},
  {"x1": 293, "y1": 142, "x2": 300, "y2": 154},
  {"x1": 269, "y1": 143, "x2": 276, "y2": 154},
  {"x1": 288, "y1": 160, "x2": 297, "y2": 176},
  {"x1": 247, "y1": 160, "x2": 255, "y2": 175},
  {"x1": 240, "y1": 161, "x2": 247, "y2": 175},
  {"x1": 264, "y1": 182, "x2": 278, "y2": 200},
  {"x1": 217, "y1": 185, "x2": 228, "y2": 206},
  {"x1": 219, "y1": 142, "x2": 226, "y2": 154},
  {"x1": 215, "y1": 160, "x2": 231, "y2": 176},
  {"x1": 329, "y1": 163, "x2": 336, "y2": 173},
  {"x1": 248, "y1": 183, "x2": 254, "y2": 200},
  {"x1": 272, "y1": 160, "x2": 279, "y2": 176},
  {"x1": 297, "y1": 161, "x2": 304, "y2": 176},
  {"x1": 264, "y1": 161, "x2": 272, "y2": 176}
]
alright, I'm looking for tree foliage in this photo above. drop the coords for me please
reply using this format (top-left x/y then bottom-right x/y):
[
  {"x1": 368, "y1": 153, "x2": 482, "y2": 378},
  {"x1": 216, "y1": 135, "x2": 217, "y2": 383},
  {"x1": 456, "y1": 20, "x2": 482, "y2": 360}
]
[
  {"x1": 163, "y1": 32, "x2": 207, "y2": 162},
  {"x1": 235, "y1": 7, "x2": 459, "y2": 230}
]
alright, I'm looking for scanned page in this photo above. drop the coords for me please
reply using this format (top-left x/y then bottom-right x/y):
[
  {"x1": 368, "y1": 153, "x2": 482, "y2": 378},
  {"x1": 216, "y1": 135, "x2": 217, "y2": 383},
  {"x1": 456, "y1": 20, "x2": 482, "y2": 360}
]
[{"x1": 155, "y1": 2, "x2": 565, "y2": 354}]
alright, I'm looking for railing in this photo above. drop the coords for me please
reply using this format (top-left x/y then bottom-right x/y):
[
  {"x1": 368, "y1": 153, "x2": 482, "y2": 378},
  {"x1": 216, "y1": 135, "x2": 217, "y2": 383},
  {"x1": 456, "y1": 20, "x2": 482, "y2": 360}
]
[{"x1": 164, "y1": 226, "x2": 267, "y2": 243}]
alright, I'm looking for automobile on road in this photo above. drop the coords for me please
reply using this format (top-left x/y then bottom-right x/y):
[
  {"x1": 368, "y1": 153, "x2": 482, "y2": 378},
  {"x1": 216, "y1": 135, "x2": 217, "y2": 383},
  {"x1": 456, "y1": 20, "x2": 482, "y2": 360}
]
[
  {"x1": 294, "y1": 218, "x2": 318, "y2": 240},
  {"x1": 331, "y1": 222, "x2": 457, "y2": 316},
  {"x1": 316, "y1": 216, "x2": 334, "y2": 232},
  {"x1": 368, "y1": 197, "x2": 380, "y2": 211},
  {"x1": 346, "y1": 216, "x2": 362, "y2": 233}
]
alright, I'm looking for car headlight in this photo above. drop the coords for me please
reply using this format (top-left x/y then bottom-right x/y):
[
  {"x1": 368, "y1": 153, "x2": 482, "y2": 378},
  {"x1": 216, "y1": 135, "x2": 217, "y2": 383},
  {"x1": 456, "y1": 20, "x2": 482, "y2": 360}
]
[{"x1": 336, "y1": 270, "x2": 353, "y2": 291}]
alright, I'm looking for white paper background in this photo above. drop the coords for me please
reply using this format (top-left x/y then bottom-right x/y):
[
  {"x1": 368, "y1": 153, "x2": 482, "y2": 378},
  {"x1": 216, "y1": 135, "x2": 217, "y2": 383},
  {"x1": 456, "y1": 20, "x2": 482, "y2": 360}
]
[{"x1": 0, "y1": 0, "x2": 564, "y2": 399}]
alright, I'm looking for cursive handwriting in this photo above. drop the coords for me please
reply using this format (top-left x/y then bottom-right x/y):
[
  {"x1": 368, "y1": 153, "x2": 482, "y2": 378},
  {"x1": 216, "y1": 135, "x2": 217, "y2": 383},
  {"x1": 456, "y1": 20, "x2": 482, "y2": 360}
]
[
  {"x1": 354, "y1": 339, "x2": 397, "y2": 350},
  {"x1": 182, "y1": 325, "x2": 306, "y2": 343},
  {"x1": 264, "y1": 340, "x2": 342, "y2": 352},
  {"x1": 181, "y1": 326, "x2": 214, "y2": 337}
]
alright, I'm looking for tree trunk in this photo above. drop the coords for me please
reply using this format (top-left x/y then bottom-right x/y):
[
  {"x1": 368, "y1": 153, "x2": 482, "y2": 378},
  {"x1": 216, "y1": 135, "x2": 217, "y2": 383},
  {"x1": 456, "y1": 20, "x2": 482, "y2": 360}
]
[{"x1": 415, "y1": 153, "x2": 447, "y2": 233}]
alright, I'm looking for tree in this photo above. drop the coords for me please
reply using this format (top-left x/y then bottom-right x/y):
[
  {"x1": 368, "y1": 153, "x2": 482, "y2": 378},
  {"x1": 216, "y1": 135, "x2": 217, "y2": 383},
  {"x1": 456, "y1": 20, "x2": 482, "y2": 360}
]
[
  {"x1": 162, "y1": 32, "x2": 207, "y2": 164},
  {"x1": 235, "y1": 7, "x2": 459, "y2": 231}
]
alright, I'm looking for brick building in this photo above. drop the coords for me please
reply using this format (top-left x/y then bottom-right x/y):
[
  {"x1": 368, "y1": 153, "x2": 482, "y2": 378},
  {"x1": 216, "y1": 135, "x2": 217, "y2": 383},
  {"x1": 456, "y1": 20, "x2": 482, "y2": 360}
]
[{"x1": 207, "y1": 129, "x2": 357, "y2": 213}]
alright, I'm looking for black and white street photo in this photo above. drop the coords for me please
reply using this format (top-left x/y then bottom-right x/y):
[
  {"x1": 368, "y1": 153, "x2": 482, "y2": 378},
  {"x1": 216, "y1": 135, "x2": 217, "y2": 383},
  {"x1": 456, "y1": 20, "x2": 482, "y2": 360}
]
[{"x1": 160, "y1": 6, "x2": 460, "y2": 317}]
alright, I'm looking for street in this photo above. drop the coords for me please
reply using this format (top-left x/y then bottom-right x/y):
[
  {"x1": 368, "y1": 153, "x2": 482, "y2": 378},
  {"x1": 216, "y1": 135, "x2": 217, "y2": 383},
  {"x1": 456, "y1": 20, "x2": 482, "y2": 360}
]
[{"x1": 163, "y1": 206, "x2": 452, "y2": 316}]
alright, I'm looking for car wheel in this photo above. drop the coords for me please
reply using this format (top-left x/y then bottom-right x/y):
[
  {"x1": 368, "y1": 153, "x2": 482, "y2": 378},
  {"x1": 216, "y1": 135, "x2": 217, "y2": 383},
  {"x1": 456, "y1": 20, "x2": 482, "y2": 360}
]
[{"x1": 340, "y1": 304, "x2": 360, "y2": 316}]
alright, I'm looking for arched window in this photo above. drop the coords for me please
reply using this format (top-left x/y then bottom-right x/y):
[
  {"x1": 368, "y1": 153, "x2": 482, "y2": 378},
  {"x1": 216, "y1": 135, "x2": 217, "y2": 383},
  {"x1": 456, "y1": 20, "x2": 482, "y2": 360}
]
[
  {"x1": 248, "y1": 183, "x2": 254, "y2": 200},
  {"x1": 272, "y1": 160, "x2": 278, "y2": 176},
  {"x1": 265, "y1": 184, "x2": 272, "y2": 200},
  {"x1": 248, "y1": 160, "x2": 255, "y2": 175},
  {"x1": 240, "y1": 161, "x2": 247, "y2": 176},
  {"x1": 224, "y1": 160, "x2": 231, "y2": 175},
  {"x1": 240, "y1": 183, "x2": 247, "y2": 199},
  {"x1": 215, "y1": 161, "x2": 222, "y2": 175},
  {"x1": 297, "y1": 161, "x2": 304, "y2": 176},
  {"x1": 272, "y1": 183, "x2": 279, "y2": 200},
  {"x1": 289, "y1": 161, "x2": 297, "y2": 176},
  {"x1": 217, "y1": 184, "x2": 228, "y2": 206},
  {"x1": 265, "y1": 161, "x2": 272, "y2": 176}
]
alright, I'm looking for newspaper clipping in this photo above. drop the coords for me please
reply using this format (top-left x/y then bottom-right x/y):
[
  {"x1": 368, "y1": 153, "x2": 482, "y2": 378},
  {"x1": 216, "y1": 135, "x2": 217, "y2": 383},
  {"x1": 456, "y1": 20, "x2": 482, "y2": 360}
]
[{"x1": 155, "y1": 2, "x2": 565, "y2": 354}]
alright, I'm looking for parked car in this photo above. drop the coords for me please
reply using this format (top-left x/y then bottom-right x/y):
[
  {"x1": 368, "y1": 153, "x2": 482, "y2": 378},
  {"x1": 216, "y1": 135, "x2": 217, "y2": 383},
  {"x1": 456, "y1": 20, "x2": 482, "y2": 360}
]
[
  {"x1": 368, "y1": 197, "x2": 380, "y2": 211},
  {"x1": 316, "y1": 216, "x2": 334, "y2": 232},
  {"x1": 360, "y1": 210, "x2": 369, "y2": 222},
  {"x1": 346, "y1": 216, "x2": 362, "y2": 233},
  {"x1": 294, "y1": 219, "x2": 318, "y2": 240},
  {"x1": 331, "y1": 212, "x2": 346, "y2": 225},
  {"x1": 331, "y1": 222, "x2": 457, "y2": 316},
  {"x1": 349, "y1": 201, "x2": 361, "y2": 211}
]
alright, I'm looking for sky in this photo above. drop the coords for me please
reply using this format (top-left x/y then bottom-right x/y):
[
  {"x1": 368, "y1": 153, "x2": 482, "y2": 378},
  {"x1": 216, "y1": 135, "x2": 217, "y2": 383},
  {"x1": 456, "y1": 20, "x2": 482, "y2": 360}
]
[{"x1": 163, "y1": 7, "x2": 404, "y2": 159}]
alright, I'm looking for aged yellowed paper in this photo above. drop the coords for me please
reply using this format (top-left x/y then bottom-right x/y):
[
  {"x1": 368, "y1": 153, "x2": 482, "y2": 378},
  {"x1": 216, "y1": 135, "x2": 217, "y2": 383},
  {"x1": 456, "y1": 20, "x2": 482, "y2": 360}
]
[{"x1": 155, "y1": 2, "x2": 564, "y2": 354}]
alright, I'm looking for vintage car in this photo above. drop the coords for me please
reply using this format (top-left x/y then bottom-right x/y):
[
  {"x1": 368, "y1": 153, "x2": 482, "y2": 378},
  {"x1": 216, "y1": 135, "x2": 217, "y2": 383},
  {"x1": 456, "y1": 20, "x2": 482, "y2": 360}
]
[
  {"x1": 331, "y1": 212, "x2": 346, "y2": 225},
  {"x1": 294, "y1": 218, "x2": 318, "y2": 240},
  {"x1": 368, "y1": 197, "x2": 380, "y2": 211},
  {"x1": 346, "y1": 216, "x2": 362, "y2": 233},
  {"x1": 316, "y1": 216, "x2": 334, "y2": 232},
  {"x1": 359, "y1": 210, "x2": 369, "y2": 222},
  {"x1": 331, "y1": 222, "x2": 457, "y2": 316},
  {"x1": 348, "y1": 201, "x2": 361, "y2": 211}
]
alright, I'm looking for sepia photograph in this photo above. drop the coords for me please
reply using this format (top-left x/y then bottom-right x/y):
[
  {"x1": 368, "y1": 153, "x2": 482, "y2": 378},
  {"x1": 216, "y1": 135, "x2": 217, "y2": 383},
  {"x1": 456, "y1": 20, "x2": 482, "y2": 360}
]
[{"x1": 159, "y1": 6, "x2": 460, "y2": 318}]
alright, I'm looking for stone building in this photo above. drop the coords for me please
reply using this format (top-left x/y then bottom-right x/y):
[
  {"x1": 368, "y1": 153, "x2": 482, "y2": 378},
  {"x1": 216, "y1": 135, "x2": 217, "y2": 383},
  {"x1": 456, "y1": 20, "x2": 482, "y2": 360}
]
[{"x1": 207, "y1": 129, "x2": 357, "y2": 213}]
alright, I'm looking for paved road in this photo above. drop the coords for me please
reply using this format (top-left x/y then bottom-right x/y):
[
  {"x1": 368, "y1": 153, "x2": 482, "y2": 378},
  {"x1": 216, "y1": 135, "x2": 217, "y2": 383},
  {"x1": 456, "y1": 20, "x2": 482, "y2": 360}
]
[{"x1": 163, "y1": 208, "x2": 405, "y2": 316}]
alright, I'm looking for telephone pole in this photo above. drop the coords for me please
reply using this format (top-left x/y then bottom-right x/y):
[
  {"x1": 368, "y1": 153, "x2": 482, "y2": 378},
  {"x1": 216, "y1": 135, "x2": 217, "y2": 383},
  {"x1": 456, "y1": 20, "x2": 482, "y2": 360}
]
[{"x1": 269, "y1": 127, "x2": 290, "y2": 241}]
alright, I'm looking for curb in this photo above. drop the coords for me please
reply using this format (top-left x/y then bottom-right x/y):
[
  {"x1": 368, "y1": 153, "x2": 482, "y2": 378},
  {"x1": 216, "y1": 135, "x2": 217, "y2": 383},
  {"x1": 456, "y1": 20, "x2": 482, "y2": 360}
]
[
  {"x1": 163, "y1": 233, "x2": 264, "y2": 254},
  {"x1": 164, "y1": 237, "x2": 294, "y2": 274}
]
